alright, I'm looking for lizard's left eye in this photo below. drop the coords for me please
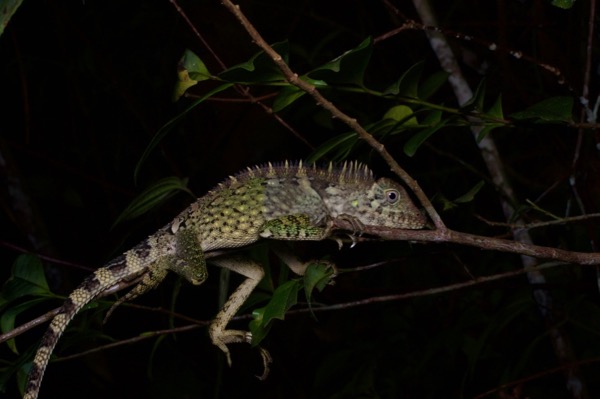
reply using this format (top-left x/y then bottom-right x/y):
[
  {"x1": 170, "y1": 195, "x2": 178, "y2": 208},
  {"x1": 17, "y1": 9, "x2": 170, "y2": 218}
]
[{"x1": 385, "y1": 189, "x2": 400, "y2": 204}]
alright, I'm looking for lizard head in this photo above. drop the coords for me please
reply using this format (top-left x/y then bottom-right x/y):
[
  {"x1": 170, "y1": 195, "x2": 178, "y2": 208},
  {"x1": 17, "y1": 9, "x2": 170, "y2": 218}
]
[{"x1": 355, "y1": 177, "x2": 427, "y2": 229}]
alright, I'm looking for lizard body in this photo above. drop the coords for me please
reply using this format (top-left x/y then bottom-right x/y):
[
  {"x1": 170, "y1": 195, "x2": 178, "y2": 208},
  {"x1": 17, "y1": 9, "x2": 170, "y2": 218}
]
[{"x1": 23, "y1": 161, "x2": 427, "y2": 398}]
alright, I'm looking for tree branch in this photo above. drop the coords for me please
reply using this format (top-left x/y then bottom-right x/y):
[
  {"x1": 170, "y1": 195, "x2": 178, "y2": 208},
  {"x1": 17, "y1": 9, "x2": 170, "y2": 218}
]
[{"x1": 219, "y1": 0, "x2": 444, "y2": 229}]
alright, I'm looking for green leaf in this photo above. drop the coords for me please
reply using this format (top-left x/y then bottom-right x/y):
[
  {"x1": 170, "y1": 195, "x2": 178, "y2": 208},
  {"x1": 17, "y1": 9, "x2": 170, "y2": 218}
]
[
  {"x1": 403, "y1": 112, "x2": 448, "y2": 157},
  {"x1": 307, "y1": 37, "x2": 373, "y2": 86},
  {"x1": 476, "y1": 95, "x2": 505, "y2": 140},
  {"x1": 0, "y1": 255, "x2": 55, "y2": 353},
  {"x1": 384, "y1": 61, "x2": 423, "y2": 97},
  {"x1": 0, "y1": 352, "x2": 30, "y2": 395},
  {"x1": 461, "y1": 79, "x2": 486, "y2": 112},
  {"x1": 272, "y1": 85, "x2": 306, "y2": 112},
  {"x1": 435, "y1": 193, "x2": 457, "y2": 211},
  {"x1": 383, "y1": 105, "x2": 418, "y2": 126},
  {"x1": 422, "y1": 109, "x2": 442, "y2": 124},
  {"x1": 453, "y1": 181, "x2": 485, "y2": 203},
  {"x1": 258, "y1": 280, "x2": 299, "y2": 323},
  {"x1": 0, "y1": 0, "x2": 24, "y2": 38},
  {"x1": 510, "y1": 96, "x2": 574, "y2": 123},
  {"x1": 13, "y1": 255, "x2": 48, "y2": 291},
  {"x1": 303, "y1": 262, "x2": 335, "y2": 305},
  {"x1": 418, "y1": 70, "x2": 450, "y2": 100},
  {"x1": 486, "y1": 94, "x2": 504, "y2": 119},
  {"x1": 272, "y1": 77, "x2": 327, "y2": 112},
  {"x1": 172, "y1": 49, "x2": 212, "y2": 101},
  {"x1": 476, "y1": 122, "x2": 505, "y2": 141},
  {"x1": 551, "y1": 0, "x2": 575, "y2": 9},
  {"x1": 134, "y1": 82, "x2": 234, "y2": 181},
  {"x1": 181, "y1": 49, "x2": 211, "y2": 82},
  {"x1": 0, "y1": 254, "x2": 50, "y2": 305},
  {"x1": 385, "y1": 63, "x2": 448, "y2": 100},
  {"x1": 112, "y1": 176, "x2": 193, "y2": 228},
  {"x1": 307, "y1": 131, "x2": 358, "y2": 163},
  {"x1": 1, "y1": 298, "x2": 48, "y2": 354},
  {"x1": 436, "y1": 181, "x2": 485, "y2": 211},
  {"x1": 249, "y1": 280, "x2": 301, "y2": 346},
  {"x1": 360, "y1": 105, "x2": 421, "y2": 140},
  {"x1": 218, "y1": 41, "x2": 289, "y2": 83}
]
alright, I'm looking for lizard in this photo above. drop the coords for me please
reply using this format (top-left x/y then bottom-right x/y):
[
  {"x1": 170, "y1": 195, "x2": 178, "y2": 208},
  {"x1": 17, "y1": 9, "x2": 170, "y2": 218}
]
[{"x1": 22, "y1": 160, "x2": 427, "y2": 399}]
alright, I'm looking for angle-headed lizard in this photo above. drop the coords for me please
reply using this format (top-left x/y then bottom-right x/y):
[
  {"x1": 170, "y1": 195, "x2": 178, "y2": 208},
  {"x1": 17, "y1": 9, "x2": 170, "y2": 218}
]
[{"x1": 23, "y1": 161, "x2": 427, "y2": 398}]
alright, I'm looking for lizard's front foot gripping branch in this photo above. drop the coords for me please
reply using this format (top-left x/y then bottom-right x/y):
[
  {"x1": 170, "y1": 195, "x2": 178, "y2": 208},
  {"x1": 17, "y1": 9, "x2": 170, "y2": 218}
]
[{"x1": 208, "y1": 327, "x2": 272, "y2": 380}]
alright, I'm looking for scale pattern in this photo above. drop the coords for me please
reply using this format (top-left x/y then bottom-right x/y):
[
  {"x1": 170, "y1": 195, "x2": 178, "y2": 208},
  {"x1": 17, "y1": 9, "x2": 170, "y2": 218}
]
[{"x1": 23, "y1": 161, "x2": 427, "y2": 399}]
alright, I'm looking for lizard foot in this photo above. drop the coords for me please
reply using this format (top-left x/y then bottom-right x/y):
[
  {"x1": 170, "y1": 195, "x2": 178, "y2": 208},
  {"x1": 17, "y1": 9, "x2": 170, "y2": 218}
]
[
  {"x1": 209, "y1": 328, "x2": 250, "y2": 366},
  {"x1": 336, "y1": 214, "x2": 365, "y2": 235},
  {"x1": 209, "y1": 327, "x2": 273, "y2": 379},
  {"x1": 332, "y1": 214, "x2": 365, "y2": 248}
]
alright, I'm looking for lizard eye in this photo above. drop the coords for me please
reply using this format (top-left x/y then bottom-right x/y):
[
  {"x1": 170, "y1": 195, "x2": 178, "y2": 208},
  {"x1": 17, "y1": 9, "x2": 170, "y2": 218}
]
[{"x1": 385, "y1": 189, "x2": 400, "y2": 204}]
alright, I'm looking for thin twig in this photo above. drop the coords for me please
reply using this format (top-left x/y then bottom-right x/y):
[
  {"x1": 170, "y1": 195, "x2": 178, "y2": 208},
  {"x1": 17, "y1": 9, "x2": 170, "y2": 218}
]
[
  {"x1": 169, "y1": 0, "x2": 227, "y2": 70},
  {"x1": 380, "y1": 0, "x2": 570, "y2": 89},
  {"x1": 54, "y1": 324, "x2": 204, "y2": 362},
  {"x1": 170, "y1": 0, "x2": 313, "y2": 149},
  {"x1": 0, "y1": 277, "x2": 143, "y2": 344},
  {"x1": 44, "y1": 259, "x2": 571, "y2": 364},
  {"x1": 0, "y1": 240, "x2": 95, "y2": 272},
  {"x1": 474, "y1": 356, "x2": 600, "y2": 399},
  {"x1": 475, "y1": 212, "x2": 600, "y2": 230},
  {"x1": 0, "y1": 250, "x2": 233, "y2": 344},
  {"x1": 307, "y1": 261, "x2": 569, "y2": 313},
  {"x1": 581, "y1": 0, "x2": 596, "y2": 113}
]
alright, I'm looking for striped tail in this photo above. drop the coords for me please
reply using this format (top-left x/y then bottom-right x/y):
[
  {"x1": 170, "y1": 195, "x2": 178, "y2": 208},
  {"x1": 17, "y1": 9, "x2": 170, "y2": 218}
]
[{"x1": 23, "y1": 253, "x2": 146, "y2": 399}]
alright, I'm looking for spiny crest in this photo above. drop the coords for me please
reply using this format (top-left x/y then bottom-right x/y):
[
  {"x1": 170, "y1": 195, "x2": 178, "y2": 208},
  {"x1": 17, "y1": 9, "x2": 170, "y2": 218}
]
[{"x1": 226, "y1": 160, "x2": 375, "y2": 185}]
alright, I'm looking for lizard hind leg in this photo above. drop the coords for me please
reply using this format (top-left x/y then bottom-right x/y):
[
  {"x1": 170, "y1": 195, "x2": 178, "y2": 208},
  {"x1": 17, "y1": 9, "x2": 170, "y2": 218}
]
[
  {"x1": 207, "y1": 256, "x2": 271, "y2": 379},
  {"x1": 103, "y1": 266, "x2": 169, "y2": 323}
]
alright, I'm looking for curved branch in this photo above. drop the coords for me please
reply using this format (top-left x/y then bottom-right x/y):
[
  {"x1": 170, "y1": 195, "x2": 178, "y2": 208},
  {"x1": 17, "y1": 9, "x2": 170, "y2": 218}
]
[{"x1": 219, "y1": 0, "x2": 444, "y2": 229}]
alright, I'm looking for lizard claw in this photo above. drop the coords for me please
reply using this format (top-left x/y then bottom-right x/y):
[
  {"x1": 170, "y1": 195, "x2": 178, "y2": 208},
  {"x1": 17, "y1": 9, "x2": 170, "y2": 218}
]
[
  {"x1": 255, "y1": 347, "x2": 273, "y2": 381},
  {"x1": 332, "y1": 236, "x2": 344, "y2": 250},
  {"x1": 209, "y1": 328, "x2": 272, "y2": 380},
  {"x1": 348, "y1": 233, "x2": 358, "y2": 248},
  {"x1": 332, "y1": 214, "x2": 365, "y2": 249},
  {"x1": 335, "y1": 214, "x2": 365, "y2": 234}
]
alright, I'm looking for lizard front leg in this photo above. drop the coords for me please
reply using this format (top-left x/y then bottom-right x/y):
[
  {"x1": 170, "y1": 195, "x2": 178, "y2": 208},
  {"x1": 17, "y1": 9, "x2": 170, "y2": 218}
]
[
  {"x1": 105, "y1": 228, "x2": 208, "y2": 320},
  {"x1": 207, "y1": 256, "x2": 272, "y2": 379},
  {"x1": 259, "y1": 214, "x2": 333, "y2": 241},
  {"x1": 259, "y1": 213, "x2": 366, "y2": 249}
]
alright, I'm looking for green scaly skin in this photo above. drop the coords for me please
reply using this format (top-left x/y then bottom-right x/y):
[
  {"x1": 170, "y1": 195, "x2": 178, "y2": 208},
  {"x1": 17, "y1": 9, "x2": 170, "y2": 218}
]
[{"x1": 23, "y1": 161, "x2": 427, "y2": 399}]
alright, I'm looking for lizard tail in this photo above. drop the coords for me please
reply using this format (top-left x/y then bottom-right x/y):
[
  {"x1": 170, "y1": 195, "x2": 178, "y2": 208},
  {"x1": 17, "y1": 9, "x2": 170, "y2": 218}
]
[{"x1": 23, "y1": 253, "x2": 144, "y2": 399}]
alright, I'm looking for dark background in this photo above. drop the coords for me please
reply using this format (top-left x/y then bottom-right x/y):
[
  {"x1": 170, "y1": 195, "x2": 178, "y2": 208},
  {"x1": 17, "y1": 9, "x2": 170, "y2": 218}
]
[{"x1": 1, "y1": 1, "x2": 599, "y2": 398}]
